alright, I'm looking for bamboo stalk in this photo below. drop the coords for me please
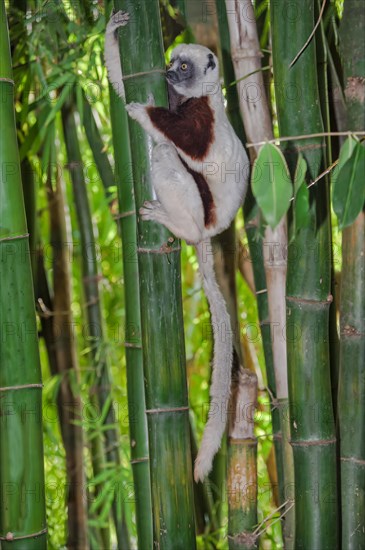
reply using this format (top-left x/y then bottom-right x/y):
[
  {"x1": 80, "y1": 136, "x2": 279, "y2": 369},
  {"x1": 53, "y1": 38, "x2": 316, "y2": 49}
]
[
  {"x1": 228, "y1": 369, "x2": 258, "y2": 550},
  {"x1": 82, "y1": 92, "x2": 116, "y2": 209},
  {"x1": 216, "y1": 0, "x2": 284, "y2": 516},
  {"x1": 47, "y1": 162, "x2": 89, "y2": 550},
  {"x1": 338, "y1": 2, "x2": 365, "y2": 546},
  {"x1": 223, "y1": 1, "x2": 293, "y2": 544},
  {"x1": 113, "y1": 0, "x2": 196, "y2": 547},
  {"x1": 62, "y1": 96, "x2": 132, "y2": 548},
  {"x1": 0, "y1": 2, "x2": 47, "y2": 547},
  {"x1": 270, "y1": 0, "x2": 338, "y2": 547},
  {"x1": 214, "y1": 3, "x2": 260, "y2": 539},
  {"x1": 21, "y1": 158, "x2": 38, "y2": 283},
  {"x1": 315, "y1": 0, "x2": 340, "y2": 413},
  {"x1": 105, "y1": 2, "x2": 154, "y2": 546},
  {"x1": 62, "y1": 99, "x2": 111, "y2": 548},
  {"x1": 189, "y1": 421, "x2": 218, "y2": 534}
]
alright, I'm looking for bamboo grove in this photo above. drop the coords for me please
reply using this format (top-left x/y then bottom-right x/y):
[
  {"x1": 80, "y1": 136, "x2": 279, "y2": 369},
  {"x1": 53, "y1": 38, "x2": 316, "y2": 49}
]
[{"x1": 0, "y1": 0, "x2": 364, "y2": 548}]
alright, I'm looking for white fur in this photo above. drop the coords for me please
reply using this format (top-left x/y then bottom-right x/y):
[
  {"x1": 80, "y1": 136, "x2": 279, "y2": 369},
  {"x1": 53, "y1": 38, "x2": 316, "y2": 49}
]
[
  {"x1": 105, "y1": 11, "x2": 129, "y2": 100},
  {"x1": 105, "y1": 14, "x2": 249, "y2": 481}
]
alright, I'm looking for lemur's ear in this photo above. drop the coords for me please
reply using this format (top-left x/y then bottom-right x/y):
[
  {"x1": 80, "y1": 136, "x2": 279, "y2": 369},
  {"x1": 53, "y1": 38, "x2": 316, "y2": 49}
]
[{"x1": 204, "y1": 53, "x2": 216, "y2": 74}]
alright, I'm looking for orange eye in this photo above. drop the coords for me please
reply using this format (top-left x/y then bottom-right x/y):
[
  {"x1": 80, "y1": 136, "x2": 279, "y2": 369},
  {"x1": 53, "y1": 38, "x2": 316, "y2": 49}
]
[
  {"x1": 181, "y1": 63, "x2": 188, "y2": 70},
  {"x1": 168, "y1": 61, "x2": 173, "y2": 68}
]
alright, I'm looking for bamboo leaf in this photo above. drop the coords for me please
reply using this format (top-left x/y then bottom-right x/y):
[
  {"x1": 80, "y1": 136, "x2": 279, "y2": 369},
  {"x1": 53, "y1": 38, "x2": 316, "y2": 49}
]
[
  {"x1": 332, "y1": 141, "x2": 365, "y2": 229},
  {"x1": 43, "y1": 77, "x2": 76, "y2": 127},
  {"x1": 19, "y1": 104, "x2": 52, "y2": 160},
  {"x1": 251, "y1": 143, "x2": 292, "y2": 228},
  {"x1": 33, "y1": 71, "x2": 74, "y2": 103},
  {"x1": 89, "y1": 468, "x2": 115, "y2": 486},
  {"x1": 338, "y1": 135, "x2": 357, "y2": 169},
  {"x1": 292, "y1": 154, "x2": 310, "y2": 236}
]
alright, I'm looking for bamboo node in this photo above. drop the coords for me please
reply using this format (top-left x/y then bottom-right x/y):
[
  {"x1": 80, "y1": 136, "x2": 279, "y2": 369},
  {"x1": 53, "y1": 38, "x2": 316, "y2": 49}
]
[
  {"x1": 130, "y1": 456, "x2": 149, "y2": 464},
  {"x1": 0, "y1": 383, "x2": 43, "y2": 392},
  {"x1": 0, "y1": 232, "x2": 29, "y2": 243},
  {"x1": 137, "y1": 244, "x2": 181, "y2": 255},
  {"x1": 0, "y1": 77, "x2": 14, "y2": 85},
  {"x1": 231, "y1": 48, "x2": 263, "y2": 61},
  {"x1": 341, "y1": 456, "x2": 365, "y2": 466},
  {"x1": 124, "y1": 342, "x2": 142, "y2": 349},
  {"x1": 146, "y1": 406, "x2": 189, "y2": 414},
  {"x1": 290, "y1": 437, "x2": 336, "y2": 447},
  {"x1": 286, "y1": 295, "x2": 332, "y2": 307}
]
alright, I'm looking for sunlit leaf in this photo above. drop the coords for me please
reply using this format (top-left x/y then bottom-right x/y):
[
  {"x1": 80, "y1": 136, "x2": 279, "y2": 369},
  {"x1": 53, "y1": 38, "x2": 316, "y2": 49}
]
[
  {"x1": 292, "y1": 154, "x2": 310, "y2": 235},
  {"x1": 251, "y1": 143, "x2": 292, "y2": 228},
  {"x1": 332, "y1": 141, "x2": 365, "y2": 229}
]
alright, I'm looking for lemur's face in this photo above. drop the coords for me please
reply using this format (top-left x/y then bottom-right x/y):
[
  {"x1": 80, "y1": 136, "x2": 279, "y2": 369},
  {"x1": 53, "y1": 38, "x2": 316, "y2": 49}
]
[{"x1": 166, "y1": 44, "x2": 219, "y2": 98}]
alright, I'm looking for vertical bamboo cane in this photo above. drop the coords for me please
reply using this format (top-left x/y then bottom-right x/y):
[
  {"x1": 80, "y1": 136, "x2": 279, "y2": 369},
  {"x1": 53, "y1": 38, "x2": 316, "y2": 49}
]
[
  {"x1": 227, "y1": 369, "x2": 258, "y2": 549},
  {"x1": 270, "y1": 1, "x2": 338, "y2": 547},
  {"x1": 47, "y1": 163, "x2": 89, "y2": 550},
  {"x1": 223, "y1": 1, "x2": 294, "y2": 544},
  {"x1": 338, "y1": 2, "x2": 365, "y2": 547},
  {"x1": 105, "y1": 3, "x2": 154, "y2": 543},
  {"x1": 0, "y1": 2, "x2": 46, "y2": 546},
  {"x1": 62, "y1": 97, "x2": 129, "y2": 548},
  {"x1": 113, "y1": 1, "x2": 196, "y2": 547}
]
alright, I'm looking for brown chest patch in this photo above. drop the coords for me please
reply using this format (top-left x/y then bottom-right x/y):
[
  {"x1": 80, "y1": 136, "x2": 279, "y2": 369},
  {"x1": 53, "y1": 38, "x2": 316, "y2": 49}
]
[
  {"x1": 179, "y1": 156, "x2": 216, "y2": 228},
  {"x1": 147, "y1": 96, "x2": 215, "y2": 160}
]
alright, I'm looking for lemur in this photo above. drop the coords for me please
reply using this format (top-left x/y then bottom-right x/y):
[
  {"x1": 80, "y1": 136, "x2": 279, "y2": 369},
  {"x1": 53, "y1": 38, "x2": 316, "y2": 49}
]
[{"x1": 105, "y1": 11, "x2": 249, "y2": 482}]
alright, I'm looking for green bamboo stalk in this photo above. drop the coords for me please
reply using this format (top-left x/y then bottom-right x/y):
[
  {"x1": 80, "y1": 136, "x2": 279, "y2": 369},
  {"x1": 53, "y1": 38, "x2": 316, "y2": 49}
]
[
  {"x1": 108, "y1": 55, "x2": 154, "y2": 550},
  {"x1": 36, "y1": 247, "x2": 59, "y2": 377},
  {"x1": 61, "y1": 98, "x2": 111, "y2": 548},
  {"x1": 113, "y1": 0, "x2": 196, "y2": 547},
  {"x1": 21, "y1": 158, "x2": 38, "y2": 283},
  {"x1": 105, "y1": 2, "x2": 153, "y2": 547},
  {"x1": 82, "y1": 92, "x2": 117, "y2": 208},
  {"x1": 189, "y1": 421, "x2": 218, "y2": 534},
  {"x1": 243, "y1": 193, "x2": 285, "y2": 507},
  {"x1": 270, "y1": 1, "x2": 338, "y2": 547},
  {"x1": 315, "y1": 0, "x2": 340, "y2": 414},
  {"x1": 0, "y1": 1, "x2": 46, "y2": 546},
  {"x1": 216, "y1": 0, "x2": 285, "y2": 526},
  {"x1": 338, "y1": 2, "x2": 365, "y2": 547},
  {"x1": 62, "y1": 97, "x2": 131, "y2": 549}
]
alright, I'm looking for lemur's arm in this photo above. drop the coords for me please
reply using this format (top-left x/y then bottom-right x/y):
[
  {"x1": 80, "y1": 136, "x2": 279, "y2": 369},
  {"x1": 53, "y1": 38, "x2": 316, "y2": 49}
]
[
  {"x1": 127, "y1": 98, "x2": 215, "y2": 161},
  {"x1": 104, "y1": 11, "x2": 129, "y2": 100}
]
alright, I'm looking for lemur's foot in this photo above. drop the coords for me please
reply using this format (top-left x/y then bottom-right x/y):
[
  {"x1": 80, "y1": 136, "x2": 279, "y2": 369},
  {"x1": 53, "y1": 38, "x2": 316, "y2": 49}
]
[
  {"x1": 139, "y1": 201, "x2": 161, "y2": 221},
  {"x1": 107, "y1": 10, "x2": 129, "y2": 34}
]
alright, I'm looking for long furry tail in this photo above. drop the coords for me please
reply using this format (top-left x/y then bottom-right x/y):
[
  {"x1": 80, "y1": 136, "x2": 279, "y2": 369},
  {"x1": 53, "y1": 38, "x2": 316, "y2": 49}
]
[
  {"x1": 194, "y1": 239, "x2": 233, "y2": 482},
  {"x1": 105, "y1": 11, "x2": 130, "y2": 101}
]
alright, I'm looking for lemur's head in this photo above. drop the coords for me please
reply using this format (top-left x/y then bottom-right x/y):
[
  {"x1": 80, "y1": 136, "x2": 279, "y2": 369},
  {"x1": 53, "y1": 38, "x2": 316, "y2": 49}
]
[{"x1": 166, "y1": 44, "x2": 219, "y2": 99}]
